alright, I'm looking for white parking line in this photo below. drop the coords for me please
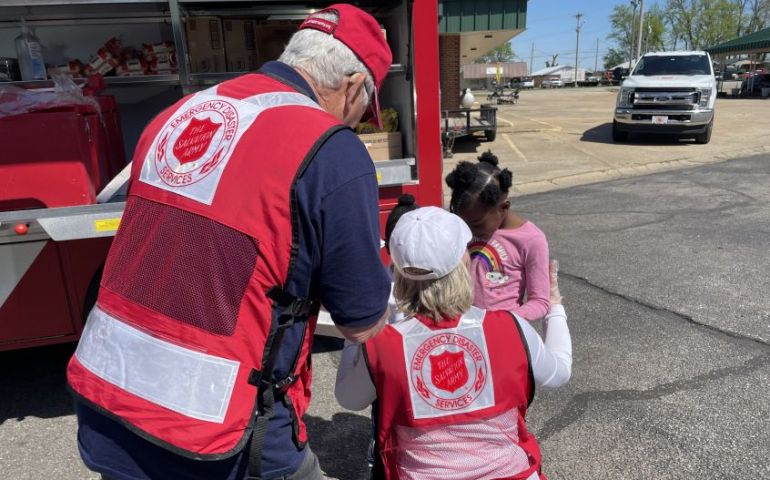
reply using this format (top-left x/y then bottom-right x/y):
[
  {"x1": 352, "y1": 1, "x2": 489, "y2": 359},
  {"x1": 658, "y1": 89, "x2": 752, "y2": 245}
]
[
  {"x1": 497, "y1": 114, "x2": 561, "y2": 132},
  {"x1": 502, "y1": 133, "x2": 528, "y2": 162}
]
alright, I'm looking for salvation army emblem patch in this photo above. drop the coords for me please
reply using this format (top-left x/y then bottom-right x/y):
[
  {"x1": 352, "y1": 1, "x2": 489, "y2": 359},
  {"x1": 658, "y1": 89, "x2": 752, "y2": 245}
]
[
  {"x1": 140, "y1": 89, "x2": 322, "y2": 205},
  {"x1": 154, "y1": 99, "x2": 239, "y2": 187},
  {"x1": 409, "y1": 332, "x2": 491, "y2": 414}
]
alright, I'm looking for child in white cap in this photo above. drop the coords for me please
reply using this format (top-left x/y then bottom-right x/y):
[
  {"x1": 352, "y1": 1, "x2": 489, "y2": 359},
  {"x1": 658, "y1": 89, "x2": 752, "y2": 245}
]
[{"x1": 336, "y1": 206, "x2": 572, "y2": 480}]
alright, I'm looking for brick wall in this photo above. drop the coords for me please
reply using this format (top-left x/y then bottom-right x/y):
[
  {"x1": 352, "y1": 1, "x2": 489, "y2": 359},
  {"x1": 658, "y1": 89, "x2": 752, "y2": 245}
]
[{"x1": 439, "y1": 35, "x2": 461, "y2": 110}]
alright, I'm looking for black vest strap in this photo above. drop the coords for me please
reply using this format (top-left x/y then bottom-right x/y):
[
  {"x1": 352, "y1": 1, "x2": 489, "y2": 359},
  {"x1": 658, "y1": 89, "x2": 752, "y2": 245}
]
[{"x1": 247, "y1": 286, "x2": 316, "y2": 478}]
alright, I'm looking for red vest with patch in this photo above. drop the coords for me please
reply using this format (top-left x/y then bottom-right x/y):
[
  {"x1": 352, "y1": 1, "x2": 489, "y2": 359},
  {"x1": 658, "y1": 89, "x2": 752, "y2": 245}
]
[
  {"x1": 365, "y1": 307, "x2": 543, "y2": 480},
  {"x1": 66, "y1": 73, "x2": 344, "y2": 459}
]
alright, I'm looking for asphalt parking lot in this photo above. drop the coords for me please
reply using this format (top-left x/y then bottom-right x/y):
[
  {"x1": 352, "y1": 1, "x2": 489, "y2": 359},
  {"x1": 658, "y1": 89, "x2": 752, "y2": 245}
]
[{"x1": 444, "y1": 86, "x2": 770, "y2": 204}]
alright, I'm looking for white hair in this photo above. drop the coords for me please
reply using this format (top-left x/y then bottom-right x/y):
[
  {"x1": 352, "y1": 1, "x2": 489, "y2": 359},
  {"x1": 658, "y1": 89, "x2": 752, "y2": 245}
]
[{"x1": 279, "y1": 11, "x2": 374, "y2": 105}]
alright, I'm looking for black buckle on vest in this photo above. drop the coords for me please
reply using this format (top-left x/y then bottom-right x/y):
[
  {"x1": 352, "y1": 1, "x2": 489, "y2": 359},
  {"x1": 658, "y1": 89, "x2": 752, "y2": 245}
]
[
  {"x1": 247, "y1": 369, "x2": 297, "y2": 393},
  {"x1": 267, "y1": 286, "x2": 318, "y2": 319},
  {"x1": 273, "y1": 374, "x2": 298, "y2": 392}
]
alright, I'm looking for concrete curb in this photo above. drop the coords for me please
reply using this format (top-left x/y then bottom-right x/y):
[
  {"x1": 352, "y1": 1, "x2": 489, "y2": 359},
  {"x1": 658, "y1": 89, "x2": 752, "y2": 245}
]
[{"x1": 511, "y1": 145, "x2": 770, "y2": 195}]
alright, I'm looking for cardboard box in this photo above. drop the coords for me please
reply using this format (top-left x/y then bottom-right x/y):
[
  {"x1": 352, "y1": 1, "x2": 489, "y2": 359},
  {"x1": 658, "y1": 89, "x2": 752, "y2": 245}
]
[
  {"x1": 255, "y1": 23, "x2": 298, "y2": 67},
  {"x1": 186, "y1": 16, "x2": 226, "y2": 73},
  {"x1": 223, "y1": 19, "x2": 258, "y2": 72},
  {"x1": 358, "y1": 132, "x2": 402, "y2": 161}
]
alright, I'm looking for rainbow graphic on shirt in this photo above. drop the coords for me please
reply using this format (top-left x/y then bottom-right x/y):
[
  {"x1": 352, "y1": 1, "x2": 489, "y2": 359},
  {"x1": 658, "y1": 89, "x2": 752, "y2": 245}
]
[{"x1": 468, "y1": 240, "x2": 503, "y2": 273}]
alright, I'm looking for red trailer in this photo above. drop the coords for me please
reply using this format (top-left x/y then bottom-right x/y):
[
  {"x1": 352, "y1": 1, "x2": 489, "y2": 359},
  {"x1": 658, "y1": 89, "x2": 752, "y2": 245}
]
[{"x1": 0, "y1": 0, "x2": 443, "y2": 349}]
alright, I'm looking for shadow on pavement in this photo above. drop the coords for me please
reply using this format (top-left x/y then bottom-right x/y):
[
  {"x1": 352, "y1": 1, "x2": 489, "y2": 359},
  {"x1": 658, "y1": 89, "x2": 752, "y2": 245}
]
[
  {"x1": 450, "y1": 135, "x2": 484, "y2": 154},
  {"x1": 0, "y1": 343, "x2": 76, "y2": 424},
  {"x1": 305, "y1": 412, "x2": 371, "y2": 480},
  {"x1": 581, "y1": 122, "x2": 695, "y2": 146}
]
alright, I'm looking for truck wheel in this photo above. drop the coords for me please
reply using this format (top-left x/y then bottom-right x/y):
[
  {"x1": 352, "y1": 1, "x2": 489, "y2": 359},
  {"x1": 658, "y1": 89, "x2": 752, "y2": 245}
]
[
  {"x1": 612, "y1": 121, "x2": 628, "y2": 142},
  {"x1": 695, "y1": 120, "x2": 713, "y2": 144},
  {"x1": 485, "y1": 129, "x2": 497, "y2": 142}
]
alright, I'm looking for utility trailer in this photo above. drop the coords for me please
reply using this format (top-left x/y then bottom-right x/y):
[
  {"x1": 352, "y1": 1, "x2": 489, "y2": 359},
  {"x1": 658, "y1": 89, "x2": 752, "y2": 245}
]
[{"x1": 441, "y1": 105, "x2": 497, "y2": 156}]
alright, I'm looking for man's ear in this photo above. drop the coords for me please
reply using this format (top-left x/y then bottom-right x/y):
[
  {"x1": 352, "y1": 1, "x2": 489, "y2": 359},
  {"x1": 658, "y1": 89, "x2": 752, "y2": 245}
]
[{"x1": 346, "y1": 73, "x2": 366, "y2": 99}]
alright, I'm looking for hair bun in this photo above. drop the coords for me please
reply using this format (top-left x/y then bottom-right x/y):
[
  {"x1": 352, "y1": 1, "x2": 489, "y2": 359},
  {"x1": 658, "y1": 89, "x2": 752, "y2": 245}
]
[
  {"x1": 478, "y1": 150, "x2": 499, "y2": 167},
  {"x1": 445, "y1": 161, "x2": 477, "y2": 190},
  {"x1": 396, "y1": 193, "x2": 416, "y2": 207},
  {"x1": 498, "y1": 168, "x2": 513, "y2": 191}
]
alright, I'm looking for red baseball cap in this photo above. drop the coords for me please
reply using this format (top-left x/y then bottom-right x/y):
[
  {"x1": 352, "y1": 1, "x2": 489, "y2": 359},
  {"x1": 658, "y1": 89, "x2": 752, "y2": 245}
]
[{"x1": 299, "y1": 4, "x2": 393, "y2": 127}]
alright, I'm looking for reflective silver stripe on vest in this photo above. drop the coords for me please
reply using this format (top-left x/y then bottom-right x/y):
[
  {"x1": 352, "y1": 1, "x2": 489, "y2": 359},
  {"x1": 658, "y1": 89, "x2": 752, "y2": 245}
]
[
  {"x1": 240, "y1": 91, "x2": 322, "y2": 110},
  {"x1": 75, "y1": 306, "x2": 239, "y2": 423}
]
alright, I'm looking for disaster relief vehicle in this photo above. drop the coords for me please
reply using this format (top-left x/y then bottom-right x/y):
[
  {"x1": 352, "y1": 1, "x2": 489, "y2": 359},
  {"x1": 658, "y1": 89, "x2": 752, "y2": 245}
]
[{"x1": 0, "y1": 0, "x2": 444, "y2": 349}]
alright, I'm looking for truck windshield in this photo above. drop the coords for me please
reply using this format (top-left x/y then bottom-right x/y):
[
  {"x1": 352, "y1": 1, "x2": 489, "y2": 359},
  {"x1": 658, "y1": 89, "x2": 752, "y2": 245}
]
[{"x1": 633, "y1": 55, "x2": 711, "y2": 76}]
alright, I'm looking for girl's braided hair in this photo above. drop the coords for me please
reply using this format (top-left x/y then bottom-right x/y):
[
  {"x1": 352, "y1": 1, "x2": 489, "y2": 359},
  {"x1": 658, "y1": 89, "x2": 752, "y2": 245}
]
[{"x1": 445, "y1": 150, "x2": 513, "y2": 213}]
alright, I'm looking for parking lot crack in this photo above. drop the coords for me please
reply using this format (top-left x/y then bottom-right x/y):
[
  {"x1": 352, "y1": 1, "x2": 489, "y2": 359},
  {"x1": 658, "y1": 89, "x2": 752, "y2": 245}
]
[
  {"x1": 536, "y1": 354, "x2": 770, "y2": 443},
  {"x1": 561, "y1": 272, "x2": 770, "y2": 348}
]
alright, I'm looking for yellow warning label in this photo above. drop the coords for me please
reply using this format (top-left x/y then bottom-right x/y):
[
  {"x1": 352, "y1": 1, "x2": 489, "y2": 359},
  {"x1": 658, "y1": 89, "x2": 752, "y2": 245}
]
[{"x1": 94, "y1": 218, "x2": 121, "y2": 232}]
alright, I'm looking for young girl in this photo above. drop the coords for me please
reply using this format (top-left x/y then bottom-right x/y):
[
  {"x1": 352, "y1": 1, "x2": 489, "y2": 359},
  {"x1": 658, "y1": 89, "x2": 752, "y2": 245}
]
[{"x1": 445, "y1": 151, "x2": 550, "y2": 321}]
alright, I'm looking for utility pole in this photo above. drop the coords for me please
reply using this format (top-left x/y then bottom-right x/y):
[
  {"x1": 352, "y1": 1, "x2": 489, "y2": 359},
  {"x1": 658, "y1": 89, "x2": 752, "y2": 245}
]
[
  {"x1": 574, "y1": 13, "x2": 584, "y2": 87},
  {"x1": 629, "y1": 0, "x2": 638, "y2": 69},
  {"x1": 635, "y1": 0, "x2": 644, "y2": 63},
  {"x1": 529, "y1": 42, "x2": 534, "y2": 75},
  {"x1": 594, "y1": 37, "x2": 599, "y2": 74}
]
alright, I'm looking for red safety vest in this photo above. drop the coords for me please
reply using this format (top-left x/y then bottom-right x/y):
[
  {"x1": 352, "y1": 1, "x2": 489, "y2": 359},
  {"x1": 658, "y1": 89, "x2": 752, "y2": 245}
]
[
  {"x1": 67, "y1": 73, "x2": 344, "y2": 459},
  {"x1": 365, "y1": 307, "x2": 544, "y2": 480}
]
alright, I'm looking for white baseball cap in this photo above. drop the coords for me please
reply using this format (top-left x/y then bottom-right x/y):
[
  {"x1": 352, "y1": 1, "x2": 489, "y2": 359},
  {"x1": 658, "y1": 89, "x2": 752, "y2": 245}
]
[{"x1": 389, "y1": 206, "x2": 472, "y2": 281}]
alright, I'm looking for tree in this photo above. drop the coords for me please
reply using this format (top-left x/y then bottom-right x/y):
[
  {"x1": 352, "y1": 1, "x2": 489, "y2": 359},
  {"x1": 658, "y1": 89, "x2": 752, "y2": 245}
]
[
  {"x1": 606, "y1": 4, "x2": 636, "y2": 66},
  {"x1": 545, "y1": 54, "x2": 559, "y2": 68},
  {"x1": 643, "y1": 5, "x2": 667, "y2": 52},
  {"x1": 604, "y1": 48, "x2": 628, "y2": 70},
  {"x1": 473, "y1": 42, "x2": 515, "y2": 64},
  {"x1": 605, "y1": 4, "x2": 666, "y2": 67},
  {"x1": 665, "y1": 0, "x2": 740, "y2": 50},
  {"x1": 736, "y1": 0, "x2": 770, "y2": 35}
]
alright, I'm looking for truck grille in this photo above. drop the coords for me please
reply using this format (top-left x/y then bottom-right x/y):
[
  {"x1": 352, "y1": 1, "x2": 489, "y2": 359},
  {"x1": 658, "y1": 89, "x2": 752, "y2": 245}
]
[{"x1": 631, "y1": 88, "x2": 699, "y2": 110}]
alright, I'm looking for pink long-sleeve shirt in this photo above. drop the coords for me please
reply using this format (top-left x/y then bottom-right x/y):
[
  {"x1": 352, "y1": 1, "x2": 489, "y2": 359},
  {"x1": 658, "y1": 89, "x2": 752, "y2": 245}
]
[{"x1": 468, "y1": 221, "x2": 550, "y2": 321}]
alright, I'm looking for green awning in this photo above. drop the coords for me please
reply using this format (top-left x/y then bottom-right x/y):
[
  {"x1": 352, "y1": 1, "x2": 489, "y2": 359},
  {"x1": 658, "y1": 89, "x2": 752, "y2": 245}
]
[
  {"x1": 706, "y1": 27, "x2": 770, "y2": 55},
  {"x1": 439, "y1": 0, "x2": 527, "y2": 34}
]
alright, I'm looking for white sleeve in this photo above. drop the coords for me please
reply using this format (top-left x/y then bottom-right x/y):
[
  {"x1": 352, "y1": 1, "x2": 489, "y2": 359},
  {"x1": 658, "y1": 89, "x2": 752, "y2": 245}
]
[
  {"x1": 515, "y1": 304, "x2": 572, "y2": 388},
  {"x1": 388, "y1": 282, "x2": 405, "y2": 324},
  {"x1": 334, "y1": 340, "x2": 377, "y2": 411}
]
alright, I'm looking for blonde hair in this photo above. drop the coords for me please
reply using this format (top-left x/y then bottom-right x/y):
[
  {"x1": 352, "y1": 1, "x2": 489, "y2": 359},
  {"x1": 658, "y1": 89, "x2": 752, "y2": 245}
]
[{"x1": 394, "y1": 263, "x2": 474, "y2": 322}]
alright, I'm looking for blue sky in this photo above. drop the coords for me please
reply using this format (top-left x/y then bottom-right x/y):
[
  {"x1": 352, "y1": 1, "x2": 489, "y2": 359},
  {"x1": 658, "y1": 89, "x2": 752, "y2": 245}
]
[{"x1": 511, "y1": 0, "x2": 666, "y2": 71}]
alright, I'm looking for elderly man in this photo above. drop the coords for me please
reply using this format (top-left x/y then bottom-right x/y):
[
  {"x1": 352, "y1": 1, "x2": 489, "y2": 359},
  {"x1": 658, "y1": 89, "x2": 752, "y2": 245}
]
[{"x1": 67, "y1": 5, "x2": 392, "y2": 480}]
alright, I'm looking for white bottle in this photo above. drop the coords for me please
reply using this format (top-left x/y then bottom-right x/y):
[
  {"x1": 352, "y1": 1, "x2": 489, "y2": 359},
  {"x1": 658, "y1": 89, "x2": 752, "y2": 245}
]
[
  {"x1": 461, "y1": 88, "x2": 475, "y2": 109},
  {"x1": 15, "y1": 19, "x2": 46, "y2": 81}
]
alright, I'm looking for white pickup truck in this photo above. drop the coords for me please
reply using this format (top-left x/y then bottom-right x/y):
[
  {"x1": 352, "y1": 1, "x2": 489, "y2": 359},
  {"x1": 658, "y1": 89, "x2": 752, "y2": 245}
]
[{"x1": 613, "y1": 51, "x2": 717, "y2": 144}]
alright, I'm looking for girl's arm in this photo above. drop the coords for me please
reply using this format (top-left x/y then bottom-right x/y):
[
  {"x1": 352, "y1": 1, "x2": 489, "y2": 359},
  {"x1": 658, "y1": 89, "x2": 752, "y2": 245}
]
[
  {"x1": 335, "y1": 341, "x2": 377, "y2": 410},
  {"x1": 516, "y1": 304, "x2": 572, "y2": 387},
  {"x1": 511, "y1": 232, "x2": 551, "y2": 321},
  {"x1": 515, "y1": 260, "x2": 572, "y2": 387}
]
